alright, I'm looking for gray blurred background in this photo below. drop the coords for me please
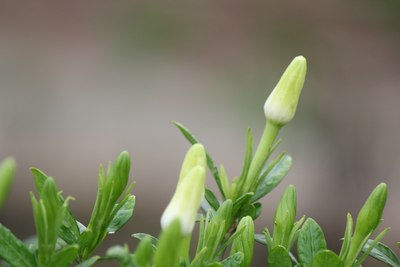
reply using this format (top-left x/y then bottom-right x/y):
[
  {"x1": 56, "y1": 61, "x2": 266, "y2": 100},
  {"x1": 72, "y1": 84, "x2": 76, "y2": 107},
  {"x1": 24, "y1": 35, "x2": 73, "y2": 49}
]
[{"x1": 0, "y1": 0, "x2": 399, "y2": 266}]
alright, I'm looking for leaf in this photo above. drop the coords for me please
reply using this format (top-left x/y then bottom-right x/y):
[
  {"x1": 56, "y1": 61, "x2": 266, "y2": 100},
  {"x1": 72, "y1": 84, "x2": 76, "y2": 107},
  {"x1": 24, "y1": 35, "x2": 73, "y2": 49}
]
[
  {"x1": 132, "y1": 233, "x2": 159, "y2": 250},
  {"x1": 236, "y1": 203, "x2": 256, "y2": 220},
  {"x1": 221, "y1": 252, "x2": 244, "y2": 267},
  {"x1": 251, "y1": 154, "x2": 292, "y2": 202},
  {"x1": 268, "y1": 245, "x2": 292, "y2": 267},
  {"x1": 0, "y1": 223, "x2": 37, "y2": 267},
  {"x1": 76, "y1": 256, "x2": 100, "y2": 267},
  {"x1": 134, "y1": 237, "x2": 154, "y2": 267},
  {"x1": 48, "y1": 245, "x2": 79, "y2": 267},
  {"x1": 232, "y1": 193, "x2": 253, "y2": 215},
  {"x1": 153, "y1": 220, "x2": 183, "y2": 267},
  {"x1": 362, "y1": 239, "x2": 400, "y2": 267},
  {"x1": 0, "y1": 157, "x2": 16, "y2": 208},
  {"x1": 205, "y1": 189, "x2": 220, "y2": 211},
  {"x1": 298, "y1": 218, "x2": 327, "y2": 267},
  {"x1": 311, "y1": 250, "x2": 344, "y2": 267},
  {"x1": 173, "y1": 121, "x2": 225, "y2": 199},
  {"x1": 339, "y1": 213, "x2": 353, "y2": 261},
  {"x1": 254, "y1": 234, "x2": 267, "y2": 245},
  {"x1": 108, "y1": 195, "x2": 136, "y2": 234},
  {"x1": 238, "y1": 129, "x2": 253, "y2": 184}
]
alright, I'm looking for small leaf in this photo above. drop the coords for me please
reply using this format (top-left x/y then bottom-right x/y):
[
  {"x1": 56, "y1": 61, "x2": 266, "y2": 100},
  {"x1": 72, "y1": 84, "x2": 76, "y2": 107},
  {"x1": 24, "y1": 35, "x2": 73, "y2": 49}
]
[
  {"x1": 134, "y1": 237, "x2": 154, "y2": 267},
  {"x1": 237, "y1": 203, "x2": 256, "y2": 220},
  {"x1": 252, "y1": 154, "x2": 292, "y2": 202},
  {"x1": 238, "y1": 129, "x2": 253, "y2": 183},
  {"x1": 339, "y1": 213, "x2": 353, "y2": 261},
  {"x1": 173, "y1": 121, "x2": 225, "y2": 199},
  {"x1": 298, "y1": 218, "x2": 327, "y2": 267},
  {"x1": 76, "y1": 256, "x2": 100, "y2": 267},
  {"x1": 205, "y1": 189, "x2": 220, "y2": 211},
  {"x1": 311, "y1": 250, "x2": 344, "y2": 267},
  {"x1": 268, "y1": 245, "x2": 292, "y2": 267},
  {"x1": 132, "y1": 233, "x2": 159, "y2": 250},
  {"x1": 48, "y1": 245, "x2": 79, "y2": 267},
  {"x1": 0, "y1": 223, "x2": 36, "y2": 267},
  {"x1": 362, "y1": 239, "x2": 400, "y2": 267},
  {"x1": 221, "y1": 252, "x2": 244, "y2": 267},
  {"x1": 232, "y1": 193, "x2": 253, "y2": 215},
  {"x1": 254, "y1": 234, "x2": 267, "y2": 245},
  {"x1": 108, "y1": 195, "x2": 136, "y2": 234},
  {"x1": 153, "y1": 220, "x2": 183, "y2": 267}
]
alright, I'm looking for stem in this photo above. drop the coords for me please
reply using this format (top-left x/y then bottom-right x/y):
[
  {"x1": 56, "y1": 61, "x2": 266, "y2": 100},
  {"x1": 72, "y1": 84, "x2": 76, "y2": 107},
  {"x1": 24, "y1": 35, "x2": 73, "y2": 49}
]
[{"x1": 242, "y1": 120, "x2": 281, "y2": 194}]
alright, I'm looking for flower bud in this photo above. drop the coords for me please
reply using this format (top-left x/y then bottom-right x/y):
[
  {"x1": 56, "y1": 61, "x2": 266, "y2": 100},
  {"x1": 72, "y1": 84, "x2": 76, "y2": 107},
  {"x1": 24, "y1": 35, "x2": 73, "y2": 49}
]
[
  {"x1": 264, "y1": 56, "x2": 307, "y2": 125},
  {"x1": 230, "y1": 216, "x2": 255, "y2": 267},
  {"x1": 161, "y1": 166, "x2": 206, "y2": 235},
  {"x1": 178, "y1": 144, "x2": 206, "y2": 186},
  {"x1": 354, "y1": 183, "x2": 387, "y2": 239},
  {"x1": 273, "y1": 185, "x2": 297, "y2": 248},
  {"x1": 108, "y1": 151, "x2": 131, "y2": 202}
]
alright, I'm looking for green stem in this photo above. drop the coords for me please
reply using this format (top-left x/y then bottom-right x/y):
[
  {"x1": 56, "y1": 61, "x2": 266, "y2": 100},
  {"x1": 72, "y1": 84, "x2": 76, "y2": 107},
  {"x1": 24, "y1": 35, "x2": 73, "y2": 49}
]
[{"x1": 242, "y1": 120, "x2": 281, "y2": 194}]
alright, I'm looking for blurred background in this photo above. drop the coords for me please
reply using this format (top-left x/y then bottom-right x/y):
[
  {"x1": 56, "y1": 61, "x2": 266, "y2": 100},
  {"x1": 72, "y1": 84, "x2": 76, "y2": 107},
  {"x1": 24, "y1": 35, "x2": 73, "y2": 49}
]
[{"x1": 0, "y1": 0, "x2": 399, "y2": 266}]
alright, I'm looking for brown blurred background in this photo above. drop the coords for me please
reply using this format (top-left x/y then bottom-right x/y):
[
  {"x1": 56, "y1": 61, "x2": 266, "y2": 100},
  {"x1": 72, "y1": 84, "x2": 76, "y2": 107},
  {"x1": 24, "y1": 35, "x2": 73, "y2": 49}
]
[{"x1": 0, "y1": 0, "x2": 399, "y2": 266}]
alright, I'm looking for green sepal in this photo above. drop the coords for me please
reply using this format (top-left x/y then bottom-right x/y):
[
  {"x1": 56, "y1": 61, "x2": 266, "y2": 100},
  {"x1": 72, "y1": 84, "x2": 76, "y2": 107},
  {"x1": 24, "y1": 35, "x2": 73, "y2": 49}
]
[
  {"x1": 311, "y1": 250, "x2": 344, "y2": 267},
  {"x1": 268, "y1": 245, "x2": 292, "y2": 267},
  {"x1": 0, "y1": 223, "x2": 37, "y2": 267},
  {"x1": 251, "y1": 154, "x2": 292, "y2": 202},
  {"x1": 298, "y1": 218, "x2": 327, "y2": 267}
]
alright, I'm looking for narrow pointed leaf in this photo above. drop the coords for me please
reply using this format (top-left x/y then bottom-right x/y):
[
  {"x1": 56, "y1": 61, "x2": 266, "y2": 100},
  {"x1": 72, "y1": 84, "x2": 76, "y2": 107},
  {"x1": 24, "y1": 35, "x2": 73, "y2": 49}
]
[
  {"x1": 173, "y1": 121, "x2": 225, "y2": 199},
  {"x1": 132, "y1": 233, "x2": 159, "y2": 250},
  {"x1": 0, "y1": 223, "x2": 37, "y2": 267},
  {"x1": 205, "y1": 189, "x2": 220, "y2": 211}
]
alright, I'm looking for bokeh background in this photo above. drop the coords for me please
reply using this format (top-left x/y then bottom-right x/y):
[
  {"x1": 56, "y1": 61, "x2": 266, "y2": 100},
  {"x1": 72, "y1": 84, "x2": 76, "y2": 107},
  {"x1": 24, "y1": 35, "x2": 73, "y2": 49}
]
[{"x1": 1, "y1": 1, "x2": 399, "y2": 266}]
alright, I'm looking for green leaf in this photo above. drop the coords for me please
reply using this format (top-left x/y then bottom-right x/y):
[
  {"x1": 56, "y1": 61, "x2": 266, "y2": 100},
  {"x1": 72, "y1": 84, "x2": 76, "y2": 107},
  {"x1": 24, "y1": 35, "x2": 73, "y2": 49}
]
[
  {"x1": 268, "y1": 245, "x2": 292, "y2": 267},
  {"x1": 134, "y1": 237, "x2": 154, "y2": 267},
  {"x1": 232, "y1": 193, "x2": 253, "y2": 215},
  {"x1": 0, "y1": 157, "x2": 16, "y2": 208},
  {"x1": 298, "y1": 218, "x2": 327, "y2": 267},
  {"x1": 173, "y1": 121, "x2": 225, "y2": 199},
  {"x1": 339, "y1": 213, "x2": 353, "y2": 261},
  {"x1": 237, "y1": 203, "x2": 256, "y2": 220},
  {"x1": 221, "y1": 252, "x2": 244, "y2": 267},
  {"x1": 0, "y1": 224, "x2": 37, "y2": 267},
  {"x1": 75, "y1": 256, "x2": 100, "y2": 267},
  {"x1": 252, "y1": 154, "x2": 292, "y2": 202},
  {"x1": 254, "y1": 234, "x2": 267, "y2": 245},
  {"x1": 30, "y1": 168, "x2": 80, "y2": 245},
  {"x1": 108, "y1": 195, "x2": 136, "y2": 234},
  {"x1": 48, "y1": 245, "x2": 79, "y2": 267},
  {"x1": 132, "y1": 233, "x2": 158, "y2": 250},
  {"x1": 106, "y1": 245, "x2": 135, "y2": 267},
  {"x1": 311, "y1": 250, "x2": 344, "y2": 267},
  {"x1": 153, "y1": 220, "x2": 183, "y2": 267},
  {"x1": 362, "y1": 239, "x2": 400, "y2": 267},
  {"x1": 205, "y1": 189, "x2": 220, "y2": 211},
  {"x1": 238, "y1": 129, "x2": 253, "y2": 184}
]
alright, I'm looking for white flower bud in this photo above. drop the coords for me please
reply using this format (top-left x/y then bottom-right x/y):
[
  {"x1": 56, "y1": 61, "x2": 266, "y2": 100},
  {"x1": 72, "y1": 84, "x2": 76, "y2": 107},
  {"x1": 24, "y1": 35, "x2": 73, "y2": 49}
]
[{"x1": 264, "y1": 56, "x2": 307, "y2": 125}]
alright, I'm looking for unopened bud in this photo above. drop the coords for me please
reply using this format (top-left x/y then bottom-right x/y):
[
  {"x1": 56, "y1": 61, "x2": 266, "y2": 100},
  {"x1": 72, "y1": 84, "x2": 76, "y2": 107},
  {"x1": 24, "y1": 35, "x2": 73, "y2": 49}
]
[{"x1": 264, "y1": 56, "x2": 307, "y2": 125}]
